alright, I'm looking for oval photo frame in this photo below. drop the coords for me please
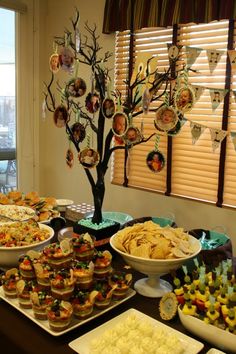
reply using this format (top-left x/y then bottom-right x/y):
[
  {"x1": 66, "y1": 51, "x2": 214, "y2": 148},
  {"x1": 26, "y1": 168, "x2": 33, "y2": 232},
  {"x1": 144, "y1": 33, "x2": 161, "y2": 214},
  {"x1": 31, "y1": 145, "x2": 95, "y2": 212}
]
[
  {"x1": 70, "y1": 122, "x2": 86, "y2": 144},
  {"x1": 155, "y1": 106, "x2": 178, "y2": 132},
  {"x1": 66, "y1": 77, "x2": 87, "y2": 98},
  {"x1": 112, "y1": 112, "x2": 128, "y2": 137},
  {"x1": 85, "y1": 92, "x2": 100, "y2": 114},
  {"x1": 49, "y1": 53, "x2": 60, "y2": 74},
  {"x1": 78, "y1": 148, "x2": 100, "y2": 169},
  {"x1": 102, "y1": 98, "x2": 116, "y2": 119},
  {"x1": 124, "y1": 126, "x2": 141, "y2": 145},
  {"x1": 146, "y1": 150, "x2": 165, "y2": 173},
  {"x1": 59, "y1": 47, "x2": 74, "y2": 72},
  {"x1": 53, "y1": 105, "x2": 69, "y2": 128},
  {"x1": 174, "y1": 85, "x2": 195, "y2": 113}
]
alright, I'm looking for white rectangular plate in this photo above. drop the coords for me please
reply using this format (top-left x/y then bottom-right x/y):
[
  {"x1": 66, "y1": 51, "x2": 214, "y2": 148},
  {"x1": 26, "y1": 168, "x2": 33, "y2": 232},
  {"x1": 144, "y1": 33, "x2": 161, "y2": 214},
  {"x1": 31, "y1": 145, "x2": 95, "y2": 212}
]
[
  {"x1": 0, "y1": 286, "x2": 136, "y2": 337},
  {"x1": 69, "y1": 308, "x2": 204, "y2": 354}
]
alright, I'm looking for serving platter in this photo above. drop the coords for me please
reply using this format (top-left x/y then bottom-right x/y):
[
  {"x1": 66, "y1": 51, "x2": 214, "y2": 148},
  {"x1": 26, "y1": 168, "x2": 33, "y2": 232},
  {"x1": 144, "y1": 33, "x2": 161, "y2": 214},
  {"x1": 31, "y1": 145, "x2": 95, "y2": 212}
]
[
  {"x1": 69, "y1": 308, "x2": 204, "y2": 354},
  {"x1": 0, "y1": 204, "x2": 35, "y2": 223},
  {"x1": 178, "y1": 306, "x2": 236, "y2": 353},
  {"x1": 0, "y1": 286, "x2": 136, "y2": 337}
]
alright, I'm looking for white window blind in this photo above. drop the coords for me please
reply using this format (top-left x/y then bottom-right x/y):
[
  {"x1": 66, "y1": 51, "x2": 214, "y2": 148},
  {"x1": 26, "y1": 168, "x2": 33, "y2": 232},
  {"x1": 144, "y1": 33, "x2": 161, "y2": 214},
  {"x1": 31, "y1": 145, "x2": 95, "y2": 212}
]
[{"x1": 113, "y1": 20, "x2": 236, "y2": 209}]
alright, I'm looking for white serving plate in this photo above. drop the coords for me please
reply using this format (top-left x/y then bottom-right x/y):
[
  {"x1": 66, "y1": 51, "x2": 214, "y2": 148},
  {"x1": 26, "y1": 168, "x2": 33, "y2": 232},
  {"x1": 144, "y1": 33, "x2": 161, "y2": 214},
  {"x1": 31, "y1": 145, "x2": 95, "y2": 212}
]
[
  {"x1": 56, "y1": 199, "x2": 74, "y2": 212},
  {"x1": 206, "y1": 349, "x2": 227, "y2": 354},
  {"x1": 0, "y1": 287, "x2": 136, "y2": 337},
  {"x1": 69, "y1": 308, "x2": 204, "y2": 354},
  {"x1": 0, "y1": 204, "x2": 35, "y2": 223},
  {"x1": 178, "y1": 307, "x2": 236, "y2": 353}
]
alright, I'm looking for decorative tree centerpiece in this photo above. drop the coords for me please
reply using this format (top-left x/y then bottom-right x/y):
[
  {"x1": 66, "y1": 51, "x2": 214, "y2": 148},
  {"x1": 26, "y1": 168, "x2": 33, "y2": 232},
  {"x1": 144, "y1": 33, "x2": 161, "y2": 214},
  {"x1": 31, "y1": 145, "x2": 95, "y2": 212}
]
[{"x1": 44, "y1": 9, "x2": 190, "y2": 234}]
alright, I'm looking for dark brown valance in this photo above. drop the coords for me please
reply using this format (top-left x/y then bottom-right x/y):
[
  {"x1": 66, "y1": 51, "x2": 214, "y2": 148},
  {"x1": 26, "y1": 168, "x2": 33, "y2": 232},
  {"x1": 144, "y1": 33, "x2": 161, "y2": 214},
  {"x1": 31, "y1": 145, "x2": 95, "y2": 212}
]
[{"x1": 103, "y1": 0, "x2": 236, "y2": 33}]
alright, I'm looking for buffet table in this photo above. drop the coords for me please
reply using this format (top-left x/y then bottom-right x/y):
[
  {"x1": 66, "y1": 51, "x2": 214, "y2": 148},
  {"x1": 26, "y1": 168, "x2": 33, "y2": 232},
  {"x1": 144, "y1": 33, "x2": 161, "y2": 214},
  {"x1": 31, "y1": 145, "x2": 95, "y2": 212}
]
[{"x1": 0, "y1": 217, "x2": 234, "y2": 354}]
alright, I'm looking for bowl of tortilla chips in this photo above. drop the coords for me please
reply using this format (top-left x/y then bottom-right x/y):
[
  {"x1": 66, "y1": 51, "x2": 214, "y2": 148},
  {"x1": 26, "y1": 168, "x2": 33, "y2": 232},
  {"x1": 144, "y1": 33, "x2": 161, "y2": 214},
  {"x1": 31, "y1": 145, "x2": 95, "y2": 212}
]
[{"x1": 110, "y1": 220, "x2": 201, "y2": 298}]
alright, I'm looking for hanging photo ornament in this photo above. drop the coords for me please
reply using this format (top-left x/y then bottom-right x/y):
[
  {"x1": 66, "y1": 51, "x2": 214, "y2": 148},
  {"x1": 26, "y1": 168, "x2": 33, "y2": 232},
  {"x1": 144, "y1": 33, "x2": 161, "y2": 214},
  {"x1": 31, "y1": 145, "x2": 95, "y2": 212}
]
[
  {"x1": 123, "y1": 126, "x2": 142, "y2": 145},
  {"x1": 78, "y1": 147, "x2": 100, "y2": 169},
  {"x1": 85, "y1": 92, "x2": 100, "y2": 114},
  {"x1": 102, "y1": 78, "x2": 115, "y2": 118},
  {"x1": 49, "y1": 53, "x2": 60, "y2": 74},
  {"x1": 146, "y1": 149, "x2": 165, "y2": 173},
  {"x1": 154, "y1": 105, "x2": 179, "y2": 132},
  {"x1": 146, "y1": 135, "x2": 165, "y2": 173},
  {"x1": 66, "y1": 148, "x2": 74, "y2": 168},
  {"x1": 70, "y1": 122, "x2": 86, "y2": 144},
  {"x1": 174, "y1": 85, "x2": 195, "y2": 113},
  {"x1": 112, "y1": 111, "x2": 129, "y2": 137},
  {"x1": 66, "y1": 77, "x2": 87, "y2": 98},
  {"x1": 102, "y1": 97, "x2": 116, "y2": 118},
  {"x1": 59, "y1": 46, "x2": 74, "y2": 73},
  {"x1": 53, "y1": 105, "x2": 69, "y2": 128}
]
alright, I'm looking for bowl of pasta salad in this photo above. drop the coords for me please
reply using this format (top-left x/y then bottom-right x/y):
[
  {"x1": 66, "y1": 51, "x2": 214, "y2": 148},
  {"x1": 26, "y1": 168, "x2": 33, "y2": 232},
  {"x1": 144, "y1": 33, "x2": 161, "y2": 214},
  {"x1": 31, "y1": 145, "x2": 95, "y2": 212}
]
[{"x1": 0, "y1": 221, "x2": 54, "y2": 268}]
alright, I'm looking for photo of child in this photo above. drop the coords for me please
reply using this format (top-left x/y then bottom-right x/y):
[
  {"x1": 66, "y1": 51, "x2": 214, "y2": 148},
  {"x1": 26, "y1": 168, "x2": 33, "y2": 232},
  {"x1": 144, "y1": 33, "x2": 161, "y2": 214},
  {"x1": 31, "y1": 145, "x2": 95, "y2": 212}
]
[
  {"x1": 155, "y1": 106, "x2": 178, "y2": 132},
  {"x1": 71, "y1": 122, "x2": 86, "y2": 143},
  {"x1": 49, "y1": 53, "x2": 59, "y2": 74},
  {"x1": 124, "y1": 126, "x2": 141, "y2": 144},
  {"x1": 112, "y1": 112, "x2": 128, "y2": 137},
  {"x1": 79, "y1": 148, "x2": 99, "y2": 169},
  {"x1": 85, "y1": 92, "x2": 100, "y2": 113},
  {"x1": 175, "y1": 86, "x2": 195, "y2": 112},
  {"x1": 59, "y1": 47, "x2": 74, "y2": 72},
  {"x1": 66, "y1": 77, "x2": 87, "y2": 98},
  {"x1": 146, "y1": 150, "x2": 165, "y2": 173},
  {"x1": 53, "y1": 105, "x2": 69, "y2": 128},
  {"x1": 102, "y1": 98, "x2": 115, "y2": 118}
]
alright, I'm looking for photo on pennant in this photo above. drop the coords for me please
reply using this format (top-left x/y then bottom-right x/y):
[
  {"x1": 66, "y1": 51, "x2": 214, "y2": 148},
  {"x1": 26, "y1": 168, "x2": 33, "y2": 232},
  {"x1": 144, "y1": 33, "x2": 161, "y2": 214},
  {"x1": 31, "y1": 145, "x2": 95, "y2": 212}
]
[
  {"x1": 146, "y1": 150, "x2": 165, "y2": 173},
  {"x1": 102, "y1": 98, "x2": 116, "y2": 118},
  {"x1": 124, "y1": 126, "x2": 142, "y2": 145},
  {"x1": 59, "y1": 47, "x2": 74, "y2": 72},
  {"x1": 66, "y1": 77, "x2": 87, "y2": 98},
  {"x1": 53, "y1": 105, "x2": 69, "y2": 128},
  {"x1": 85, "y1": 92, "x2": 100, "y2": 114},
  {"x1": 112, "y1": 112, "x2": 128, "y2": 137},
  {"x1": 174, "y1": 85, "x2": 195, "y2": 113},
  {"x1": 155, "y1": 106, "x2": 178, "y2": 132},
  {"x1": 167, "y1": 44, "x2": 180, "y2": 61},
  {"x1": 70, "y1": 122, "x2": 86, "y2": 143},
  {"x1": 49, "y1": 53, "x2": 60, "y2": 74},
  {"x1": 78, "y1": 148, "x2": 99, "y2": 169}
]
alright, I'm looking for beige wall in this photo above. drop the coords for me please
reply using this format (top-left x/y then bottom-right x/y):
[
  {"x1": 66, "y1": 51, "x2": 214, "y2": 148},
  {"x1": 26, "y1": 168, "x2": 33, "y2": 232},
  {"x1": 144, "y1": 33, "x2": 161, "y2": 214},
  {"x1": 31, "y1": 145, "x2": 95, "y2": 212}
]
[{"x1": 38, "y1": 0, "x2": 236, "y2": 254}]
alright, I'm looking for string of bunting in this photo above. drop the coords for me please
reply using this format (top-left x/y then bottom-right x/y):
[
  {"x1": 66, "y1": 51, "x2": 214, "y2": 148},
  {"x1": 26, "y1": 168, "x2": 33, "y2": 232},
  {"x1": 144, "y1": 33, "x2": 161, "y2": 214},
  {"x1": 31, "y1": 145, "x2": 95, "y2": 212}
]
[{"x1": 164, "y1": 44, "x2": 236, "y2": 152}]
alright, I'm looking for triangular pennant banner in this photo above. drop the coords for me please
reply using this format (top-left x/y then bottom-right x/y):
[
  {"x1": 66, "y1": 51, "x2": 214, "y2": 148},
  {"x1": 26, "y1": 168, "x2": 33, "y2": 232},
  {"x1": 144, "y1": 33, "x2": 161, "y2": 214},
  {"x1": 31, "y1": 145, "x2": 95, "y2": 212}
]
[
  {"x1": 131, "y1": 53, "x2": 157, "y2": 85},
  {"x1": 206, "y1": 49, "x2": 224, "y2": 73},
  {"x1": 232, "y1": 90, "x2": 236, "y2": 103},
  {"x1": 228, "y1": 50, "x2": 236, "y2": 71},
  {"x1": 167, "y1": 43, "x2": 182, "y2": 63},
  {"x1": 192, "y1": 85, "x2": 205, "y2": 102},
  {"x1": 185, "y1": 46, "x2": 203, "y2": 67},
  {"x1": 209, "y1": 88, "x2": 228, "y2": 111},
  {"x1": 209, "y1": 127, "x2": 227, "y2": 152},
  {"x1": 190, "y1": 122, "x2": 206, "y2": 144},
  {"x1": 230, "y1": 132, "x2": 236, "y2": 151}
]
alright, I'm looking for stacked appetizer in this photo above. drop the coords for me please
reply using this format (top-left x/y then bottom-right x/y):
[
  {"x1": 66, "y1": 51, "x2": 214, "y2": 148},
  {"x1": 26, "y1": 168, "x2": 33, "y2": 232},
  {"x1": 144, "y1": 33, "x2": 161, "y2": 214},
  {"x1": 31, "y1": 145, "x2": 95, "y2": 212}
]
[{"x1": 0, "y1": 234, "x2": 133, "y2": 332}]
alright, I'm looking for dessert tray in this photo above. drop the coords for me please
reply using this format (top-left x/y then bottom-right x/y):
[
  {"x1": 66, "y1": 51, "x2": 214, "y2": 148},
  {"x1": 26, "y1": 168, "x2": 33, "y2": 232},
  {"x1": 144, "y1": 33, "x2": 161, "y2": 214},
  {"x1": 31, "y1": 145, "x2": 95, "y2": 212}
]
[
  {"x1": 69, "y1": 308, "x2": 204, "y2": 354},
  {"x1": 0, "y1": 286, "x2": 136, "y2": 337}
]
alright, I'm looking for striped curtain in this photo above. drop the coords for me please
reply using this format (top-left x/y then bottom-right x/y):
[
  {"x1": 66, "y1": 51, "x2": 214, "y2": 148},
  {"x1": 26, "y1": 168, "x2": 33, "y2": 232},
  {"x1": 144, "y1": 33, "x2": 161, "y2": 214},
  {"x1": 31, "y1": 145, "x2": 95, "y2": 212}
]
[{"x1": 103, "y1": 0, "x2": 236, "y2": 33}]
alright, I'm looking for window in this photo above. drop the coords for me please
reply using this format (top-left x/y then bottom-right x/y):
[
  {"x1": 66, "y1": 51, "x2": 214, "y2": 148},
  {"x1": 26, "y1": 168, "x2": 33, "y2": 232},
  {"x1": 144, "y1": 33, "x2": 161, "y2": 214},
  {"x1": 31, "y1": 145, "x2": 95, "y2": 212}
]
[
  {"x1": 0, "y1": 7, "x2": 17, "y2": 192},
  {"x1": 113, "y1": 20, "x2": 236, "y2": 208}
]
